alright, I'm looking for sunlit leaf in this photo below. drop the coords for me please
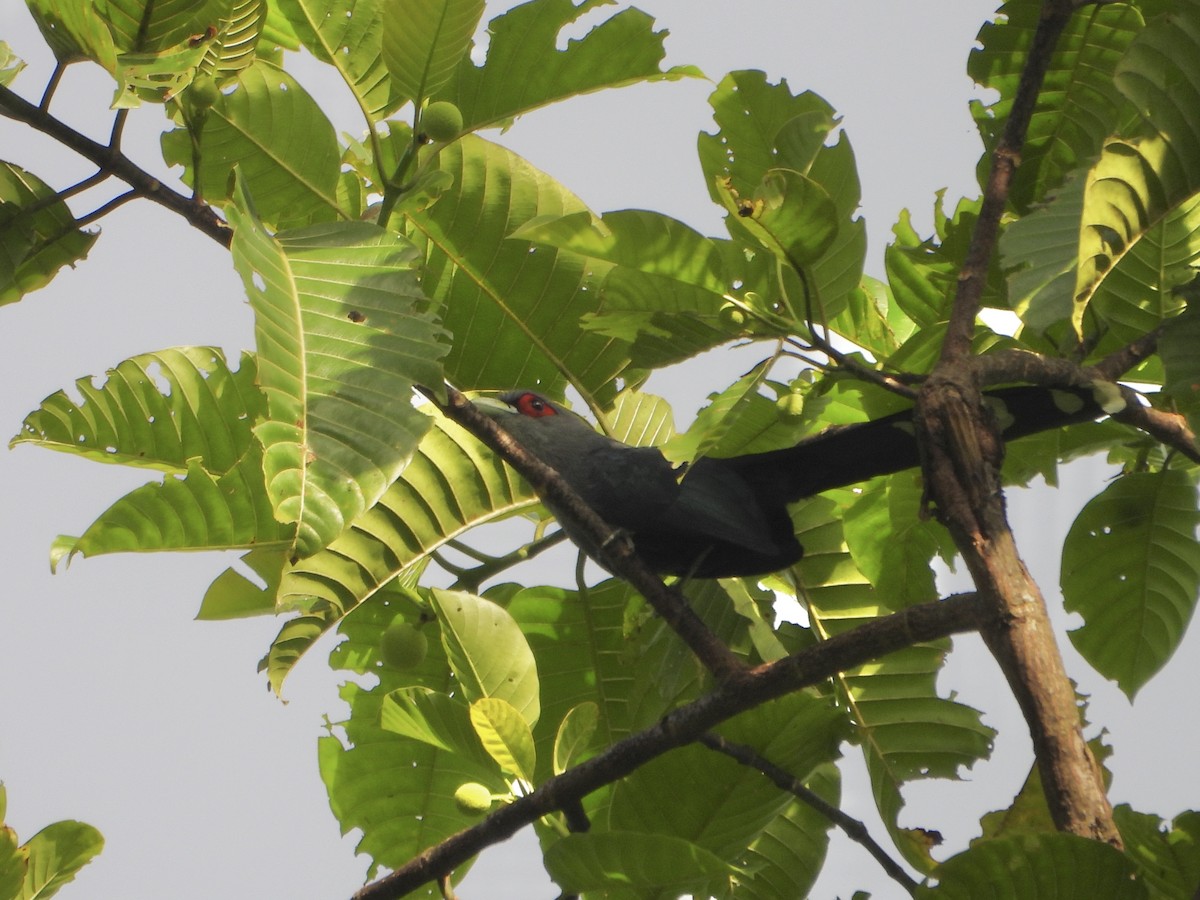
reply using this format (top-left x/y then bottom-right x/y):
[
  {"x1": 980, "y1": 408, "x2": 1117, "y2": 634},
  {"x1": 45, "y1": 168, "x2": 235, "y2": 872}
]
[
  {"x1": 229, "y1": 186, "x2": 448, "y2": 558},
  {"x1": 431, "y1": 589, "x2": 540, "y2": 726},
  {"x1": 544, "y1": 831, "x2": 736, "y2": 895},
  {"x1": 470, "y1": 697, "x2": 536, "y2": 781},
  {"x1": 381, "y1": 0, "x2": 484, "y2": 106},
  {"x1": 435, "y1": 0, "x2": 701, "y2": 132}
]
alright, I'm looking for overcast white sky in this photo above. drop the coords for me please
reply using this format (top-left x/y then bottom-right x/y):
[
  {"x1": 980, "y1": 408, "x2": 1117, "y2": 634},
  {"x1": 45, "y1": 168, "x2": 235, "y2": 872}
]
[{"x1": 2, "y1": 3, "x2": 1196, "y2": 899}]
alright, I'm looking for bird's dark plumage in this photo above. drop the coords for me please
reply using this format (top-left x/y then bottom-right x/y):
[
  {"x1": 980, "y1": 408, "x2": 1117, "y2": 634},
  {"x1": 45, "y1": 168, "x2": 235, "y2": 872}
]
[{"x1": 478, "y1": 386, "x2": 1112, "y2": 578}]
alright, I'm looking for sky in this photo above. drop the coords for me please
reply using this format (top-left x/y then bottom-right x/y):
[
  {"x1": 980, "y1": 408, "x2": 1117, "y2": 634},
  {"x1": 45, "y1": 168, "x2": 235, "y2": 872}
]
[{"x1": 1, "y1": 2, "x2": 1197, "y2": 899}]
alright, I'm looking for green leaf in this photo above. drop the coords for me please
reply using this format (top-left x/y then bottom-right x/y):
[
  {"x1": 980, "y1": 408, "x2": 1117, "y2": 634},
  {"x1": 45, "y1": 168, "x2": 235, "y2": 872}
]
[
  {"x1": 431, "y1": 589, "x2": 540, "y2": 726},
  {"x1": 1160, "y1": 298, "x2": 1200, "y2": 435},
  {"x1": 95, "y1": 0, "x2": 225, "y2": 52},
  {"x1": 257, "y1": 407, "x2": 536, "y2": 692},
  {"x1": 714, "y1": 169, "x2": 838, "y2": 274},
  {"x1": 405, "y1": 134, "x2": 631, "y2": 401},
  {"x1": 112, "y1": 31, "x2": 214, "y2": 108},
  {"x1": 196, "y1": 547, "x2": 285, "y2": 619},
  {"x1": 320, "y1": 592, "x2": 503, "y2": 875},
  {"x1": 57, "y1": 453, "x2": 288, "y2": 559},
  {"x1": 0, "y1": 825, "x2": 22, "y2": 900},
  {"x1": 544, "y1": 832, "x2": 736, "y2": 895},
  {"x1": 0, "y1": 162, "x2": 97, "y2": 306},
  {"x1": 0, "y1": 44, "x2": 24, "y2": 86},
  {"x1": 608, "y1": 693, "x2": 847, "y2": 875},
  {"x1": 275, "y1": 0, "x2": 397, "y2": 120},
  {"x1": 969, "y1": 2, "x2": 1146, "y2": 211},
  {"x1": 434, "y1": 0, "x2": 701, "y2": 132},
  {"x1": 918, "y1": 833, "x2": 1146, "y2": 900},
  {"x1": 1061, "y1": 470, "x2": 1200, "y2": 698},
  {"x1": 842, "y1": 472, "x2": 950, "y2": 609},
  {"x1": 470, "y1": 697, "x2": 536, "y2": 781},
  {"x1": 18, "y1": 820, "x2": 104, "y2": 900},
  {"x1": 25, "y1": 0, "x2": 117, "y2": 71},
  {"x1": 1115, "y1": 805, "x2": 1200, "y2": 899},
  {"x1": 381, "y1": 686, "x2": 491, "y2": 763},
  {"x1": 553, "y1": 702, "x2": 599, "y2": 775},
  {"x1": 799, "y1": 492, "x2": 993, "y2": 873},
  {"x1": 12, "y1": 347, "x2": 263, "y2": 474},
  {"x1": 13, "y1": 347, "x2": 288, "y2": 561},
  {"x1": 164, "y1": 60, "x2": 341, "y2": 228},
  {"x1": 1075, "y1": 3, "x2": 1200, "y2": 334},
  {"x1": 381, "y1": 0, "x2": 484, "y2": 106},
  {"x1": 698, "y1": 71, "x2": 866, "y2": 324},
  {"x1": 733, "y1": 764, "x2": 839, "y2": 900},
  {"x1": 229, "y1": 189, "x2": 447, "y2": 558}
]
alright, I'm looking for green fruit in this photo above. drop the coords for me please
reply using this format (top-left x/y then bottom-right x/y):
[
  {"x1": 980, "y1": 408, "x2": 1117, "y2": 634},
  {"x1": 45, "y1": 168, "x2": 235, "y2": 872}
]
[
  {"x1": 189, "y1": 74, "x2": 220, "y2": 110},
  {"x1": 453, "y1": 782, "x2": 493, "y2": 816},
  {"x1": 421, "y1": 101, "x2": 463, "y2": 142},
  {"x1": 380, "y1": 619, "x2": 428, "y2": 670},
  {"x1": 718, "y1": 301, "x2": 747, "y2": 329},
  {"x1": 776, "y1": 392, "x2": 805, "y2": 417}
]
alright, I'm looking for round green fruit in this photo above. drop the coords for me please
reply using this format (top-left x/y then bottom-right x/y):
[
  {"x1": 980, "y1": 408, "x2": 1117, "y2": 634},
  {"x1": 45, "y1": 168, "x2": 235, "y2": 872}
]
[
  {"x1": 421, "y1": 101, "x2": 463, "y2": 142},
  {"x1": 718, "y1": 302, "x2": 747, "y2": 329},
  {"x1": 453, "y1": 782, "x2": 493, "y2": 816},
  {"x1": 380, "y1": 619, "x2": 428, "y2": 670},
  {"x1": 189, "y1": 74, "x2": 220, "y2": 109}
]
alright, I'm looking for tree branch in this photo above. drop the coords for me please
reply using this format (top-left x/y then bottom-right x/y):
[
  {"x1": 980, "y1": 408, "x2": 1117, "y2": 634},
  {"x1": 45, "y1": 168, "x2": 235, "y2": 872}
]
[
  {"x1": 0, "y1": 83, "x2": 231, "y2": 246},
  {"x1": 350, "y1": 594, "x2": 985, "y2": 900},
  {"x1": 916, "y1": 0, "x2": 1122, "y2": 848}
]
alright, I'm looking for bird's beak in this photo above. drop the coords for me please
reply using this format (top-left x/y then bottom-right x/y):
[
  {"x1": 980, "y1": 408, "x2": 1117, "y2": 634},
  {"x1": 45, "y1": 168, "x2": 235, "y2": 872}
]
[{"x1": 469, "y1": 396, "x2": 514, "y2": 418}]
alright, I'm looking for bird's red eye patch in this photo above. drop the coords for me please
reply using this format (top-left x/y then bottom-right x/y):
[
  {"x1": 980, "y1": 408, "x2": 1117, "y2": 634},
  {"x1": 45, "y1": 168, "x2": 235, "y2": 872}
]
[{"x1": 514, "y1": 392, "x2": 556, "y2": 418}]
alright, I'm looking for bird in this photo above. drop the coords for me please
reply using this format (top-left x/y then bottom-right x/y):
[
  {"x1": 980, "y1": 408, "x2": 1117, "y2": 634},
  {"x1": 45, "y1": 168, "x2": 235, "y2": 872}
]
[{"x1": 474, "y1": 385, "x2": 1114, "y2": 578}]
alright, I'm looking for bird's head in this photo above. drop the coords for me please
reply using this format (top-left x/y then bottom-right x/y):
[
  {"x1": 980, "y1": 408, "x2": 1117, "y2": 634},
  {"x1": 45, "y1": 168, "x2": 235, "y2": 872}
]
[{"x1": 472, "y1": 390, "x2": 604, "y2": 466}]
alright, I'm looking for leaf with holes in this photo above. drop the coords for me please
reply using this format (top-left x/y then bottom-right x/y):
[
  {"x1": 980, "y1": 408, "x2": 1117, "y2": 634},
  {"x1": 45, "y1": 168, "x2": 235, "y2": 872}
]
[
  {"x1": 229, "y1": 183, "x2": 448, "y2": 559},
  {"x1": 1062, "y1": 470, "x2": 1200, "y2": 698}
]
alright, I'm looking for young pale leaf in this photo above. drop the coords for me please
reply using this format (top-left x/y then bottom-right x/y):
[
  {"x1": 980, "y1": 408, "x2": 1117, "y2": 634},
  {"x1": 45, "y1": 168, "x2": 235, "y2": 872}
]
[
  {"x1": 469, "y1": 697, "x2": 536, "y2": 781},
  {"x1": 1062, "y1": 470, "x2": 1200, "y2": 698},
  {"x1": 544, "y1": 832, "x2": 736, "y2": 895},
  {"x1": 229, "y1": 188, "x2": 447, "y2": 559},
  {"x1": 16, "y1": 820, "x2": 104, "y2": 900},
  {"x1": 381, "y1": 0, "x2": 483, "y2": 106},
  {"x1": 434, "y1": 0, "x2": 701, "y2": 132},
  {"x1": 553, "y1": 702, "x2": 599, "y2": 775},
  {"x1": 431, "y1": 589, "x2": 540, "y2": 727},
  {"x1": 916, "y1": 833, "x2": 1145, "y2": 900},
  {"x1": 0, "y1": 824, "x2": 20, "y2": 900},
  {"x1": 0, "y1": 162, "x2": 97, "y2": 306}
]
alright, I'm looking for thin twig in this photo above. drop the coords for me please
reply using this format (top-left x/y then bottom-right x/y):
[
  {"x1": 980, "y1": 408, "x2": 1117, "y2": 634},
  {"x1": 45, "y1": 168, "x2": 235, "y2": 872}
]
[
  {"x1": 0, "y1": 84, "x2": 231, "y2": 246},
  {"x1": 697, "y1": 732, "x2": 919, "y2": 895}
]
